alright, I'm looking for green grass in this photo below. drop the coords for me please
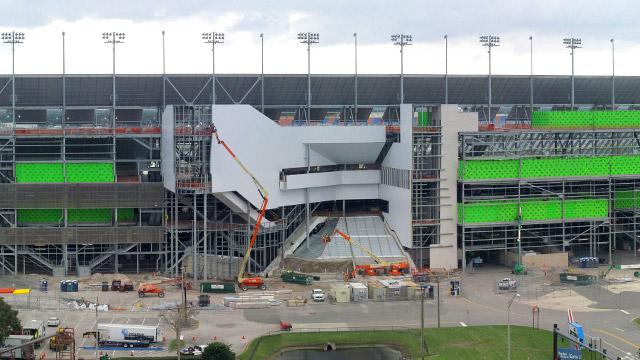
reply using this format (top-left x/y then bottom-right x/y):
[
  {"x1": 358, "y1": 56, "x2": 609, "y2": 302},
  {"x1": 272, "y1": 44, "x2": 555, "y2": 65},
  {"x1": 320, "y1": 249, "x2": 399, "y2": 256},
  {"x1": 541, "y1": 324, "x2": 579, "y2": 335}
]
[{"x1": 238, "y1": 325, "x2": 556, "y2": 360}]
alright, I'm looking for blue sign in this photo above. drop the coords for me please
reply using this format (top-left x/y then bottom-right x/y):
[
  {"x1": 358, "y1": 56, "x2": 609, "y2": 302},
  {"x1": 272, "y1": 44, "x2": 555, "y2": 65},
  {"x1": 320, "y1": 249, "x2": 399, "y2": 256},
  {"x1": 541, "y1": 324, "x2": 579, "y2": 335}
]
[
  {"x1": 568, "y1": 322, "x2": 585, "y2": 345},
  {"x1": 558, "y1": 348, "x2": 581, "y2": 360}
]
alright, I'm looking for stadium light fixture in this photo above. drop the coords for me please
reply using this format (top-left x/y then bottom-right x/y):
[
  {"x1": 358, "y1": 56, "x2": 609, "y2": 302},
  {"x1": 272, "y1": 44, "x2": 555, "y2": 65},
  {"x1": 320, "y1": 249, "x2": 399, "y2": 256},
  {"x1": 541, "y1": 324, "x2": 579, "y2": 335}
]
[
  {"x1": 102, "y1": 32, "x2": 125, "y2": 128},
  {"x1": 390, "y1": 33, "x2": 413, "y2": 104},
  {"x1": 563, "y1": 37, "x2": 581, "y2": 108},
  {"x1": 298, "y1": 32, "x2": 319, "y2": 126},
  {"x1": 2, "y1": 31, "x2": 25, "y2": 125},
  {"x1": 202, "y1": 32, "x2": 225, "y2": 106},
  {"x1": 479, "y1": 34, "x2": 500, "y2": 120}
]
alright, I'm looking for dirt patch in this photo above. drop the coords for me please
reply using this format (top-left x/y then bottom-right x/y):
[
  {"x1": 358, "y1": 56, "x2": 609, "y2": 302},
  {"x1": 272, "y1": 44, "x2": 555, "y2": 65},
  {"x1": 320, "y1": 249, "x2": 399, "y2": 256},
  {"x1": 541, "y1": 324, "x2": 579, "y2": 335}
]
[
  {"x1": 281, "y1": 257, "x2": 353, "y2": 273},
  {"x1": 521, "y1": 289, "x2": 605, "y2": 312}
]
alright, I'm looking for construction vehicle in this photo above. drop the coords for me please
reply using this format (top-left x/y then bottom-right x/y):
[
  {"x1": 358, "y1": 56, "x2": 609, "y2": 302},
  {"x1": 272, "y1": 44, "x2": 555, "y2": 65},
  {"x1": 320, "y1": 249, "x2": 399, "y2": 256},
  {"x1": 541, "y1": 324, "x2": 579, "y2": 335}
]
[
  {"x1": 111, "y1": 279, "x2": 134, "y2": 292},
  {"x1": 332, "y1": 229, "x2": 410, "y2": 277},
  {"x1": 137, "y1": 283, "x2": 165, "y2": 298},
  {"x1": 213, "y1": 125, "x2": 268, "y2": 292}
]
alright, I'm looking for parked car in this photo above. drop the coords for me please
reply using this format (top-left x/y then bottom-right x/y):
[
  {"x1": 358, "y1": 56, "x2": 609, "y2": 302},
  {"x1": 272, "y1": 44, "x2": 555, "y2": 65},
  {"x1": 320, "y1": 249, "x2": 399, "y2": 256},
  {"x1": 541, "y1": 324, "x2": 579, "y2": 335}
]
[
  {"x1": 46, "y1": 317, "x2": 60, "y2": 327},
  {"x1": 311, "y1": 289, "x2": 325, "y2": 302},
  {"x1": 179, "y1": 345, "x2": 207, "y2": 356}
]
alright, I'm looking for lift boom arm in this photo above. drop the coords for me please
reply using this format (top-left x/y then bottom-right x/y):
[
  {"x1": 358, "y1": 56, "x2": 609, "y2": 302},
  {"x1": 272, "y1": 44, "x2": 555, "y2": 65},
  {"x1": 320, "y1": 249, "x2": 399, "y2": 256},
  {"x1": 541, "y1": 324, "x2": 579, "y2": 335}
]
[
  {"x1": 213, "y1": 126, "x2": 269, "y2": 282},
  {"x1": 333, "y1": 229, "x2": 387, "y2": 265}
]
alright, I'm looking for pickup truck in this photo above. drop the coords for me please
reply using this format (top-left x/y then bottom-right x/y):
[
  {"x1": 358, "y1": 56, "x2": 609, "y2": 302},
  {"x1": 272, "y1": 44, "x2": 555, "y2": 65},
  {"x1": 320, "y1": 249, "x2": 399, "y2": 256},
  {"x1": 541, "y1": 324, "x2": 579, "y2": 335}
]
[
  {"x1": 498, "y1": 278, "x2": 518, "y2": 290},
  {"x1": 311, "y1": 289, "x2": 325, "y2": 302}
]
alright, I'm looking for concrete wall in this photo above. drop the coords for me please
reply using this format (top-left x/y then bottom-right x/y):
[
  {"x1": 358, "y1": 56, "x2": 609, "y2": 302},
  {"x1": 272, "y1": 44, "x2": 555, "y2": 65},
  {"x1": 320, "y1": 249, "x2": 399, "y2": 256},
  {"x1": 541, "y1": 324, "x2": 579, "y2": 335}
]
[
  {"x1": 379, "y1": 104, "x2": 413, "y2": 248},
  {"x1": 522, "y1": 252, "x2": 569, "y2": 270},
  {"x1": 430, "y1": 105, "x2": 478, "y2": 270},
  {"x1": 210, "y1": 105, "x2": 387, "y2": 209}
]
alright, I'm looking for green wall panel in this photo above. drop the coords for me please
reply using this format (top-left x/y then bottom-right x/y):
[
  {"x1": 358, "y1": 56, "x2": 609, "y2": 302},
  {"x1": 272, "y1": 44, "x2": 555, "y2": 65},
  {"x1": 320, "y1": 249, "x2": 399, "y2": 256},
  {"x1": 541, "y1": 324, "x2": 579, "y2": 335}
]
[
  {"x1": 68, "y1": 208, "x2": 112, "y2": 223},
  {"x1": 117, "y1": 208, "x2": 135, "y2": 222},
  {"x1": 460, "y1": 155, "x2": 640, "y2": 181},
  {"x1": 458, "y1": 159, "x2": 519, "y2": 180},
  {"x1": 532, "y1": 110, "x2": 640, "y2": 129},
  {"x1": 417, "y1": 111, "x2": 432, "y2": 126},
  {"x1": 15, "y1": 163, "x2": 65, "y2": 183},
  {"x1": 459, "y1": 199, "x2": 608, "y2": 224},
  {"x1": 614, "y1": 190, "x2": 640, "y2": 210},
  {"x1": 17, "y1": 209, "x2": 63, "y2": 224},
  {"x1": 66, "y1": 163, "x2": 114, "y2": 183}
]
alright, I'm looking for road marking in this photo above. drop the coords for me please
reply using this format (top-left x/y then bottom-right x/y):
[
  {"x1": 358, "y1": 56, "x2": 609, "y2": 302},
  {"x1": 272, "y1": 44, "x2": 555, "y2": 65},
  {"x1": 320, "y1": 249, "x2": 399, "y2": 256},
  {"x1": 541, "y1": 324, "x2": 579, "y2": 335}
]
[
  {"x1": 460, "y1": 322, "x2": 467, "y2": 327},
  {"x1": 593, "y1": 328, "x2": 639, "y2": 348},
  {"x1": 615, "y1": 327, "x2": 625, "y2": 332},
  {"x1": 620, "y1": 309, "x2": 630, "y2": 315}
]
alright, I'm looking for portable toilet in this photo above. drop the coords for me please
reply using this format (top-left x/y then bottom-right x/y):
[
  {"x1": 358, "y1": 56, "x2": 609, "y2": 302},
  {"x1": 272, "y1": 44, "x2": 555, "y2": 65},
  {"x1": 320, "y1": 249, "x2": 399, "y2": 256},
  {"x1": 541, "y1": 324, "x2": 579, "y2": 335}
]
[
  {"x1": 59, "y1": 280, "x2": 66, "y2": 292},
  {"x1": 450, "y1": 280, "x2": 460, "y2": 296},
  {"x1": 71, "y1": 280, "x2": 78, "y2": 292},
  {"x1": 39, "y1": 279, "x2": 48, "y2": 292}
]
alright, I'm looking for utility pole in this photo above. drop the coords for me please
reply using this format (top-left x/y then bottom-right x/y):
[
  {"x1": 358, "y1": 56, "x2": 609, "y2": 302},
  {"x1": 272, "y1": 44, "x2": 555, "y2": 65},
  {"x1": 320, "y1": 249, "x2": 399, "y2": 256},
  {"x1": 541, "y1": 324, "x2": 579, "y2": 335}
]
[
  {"x1": 479, "y1": 35, "x2": 500, "y2": 121},
  {"x1": 507, "y1": 293, "x2": 520, "y2": 360},
  {"x1": 563, "y1": 37, "x2": 582, "y2": 109},
  {"x1": 391, "y1": 33, "x2": 413, "y2": 104},
  {"x1": 420, "y1": 288, "x2": 425, "y2": 358},
  {"x1": 436, "y1": 276, "x2": 441, "y2": 328}
]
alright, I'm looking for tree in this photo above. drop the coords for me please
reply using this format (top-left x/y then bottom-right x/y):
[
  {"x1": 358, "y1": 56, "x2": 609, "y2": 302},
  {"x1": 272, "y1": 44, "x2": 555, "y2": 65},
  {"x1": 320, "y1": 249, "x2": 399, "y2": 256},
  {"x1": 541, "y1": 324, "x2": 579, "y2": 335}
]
[
  {"x1": 0, "y1": 298, "x2": 20, "y2": 343},
  {"x1": 160, "y1": 307, "x2": 199, "y2": 360},
  {"x1": 202, "y1": 342, "x2": 235, "y2": 360}
]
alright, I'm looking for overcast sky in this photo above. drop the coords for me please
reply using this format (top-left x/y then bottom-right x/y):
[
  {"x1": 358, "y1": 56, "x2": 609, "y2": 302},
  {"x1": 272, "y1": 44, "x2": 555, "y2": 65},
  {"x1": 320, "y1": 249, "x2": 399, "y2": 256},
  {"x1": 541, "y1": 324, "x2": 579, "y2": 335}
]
[{"x1": 0, "y1": 0, "x2": 638, "y2": 75}]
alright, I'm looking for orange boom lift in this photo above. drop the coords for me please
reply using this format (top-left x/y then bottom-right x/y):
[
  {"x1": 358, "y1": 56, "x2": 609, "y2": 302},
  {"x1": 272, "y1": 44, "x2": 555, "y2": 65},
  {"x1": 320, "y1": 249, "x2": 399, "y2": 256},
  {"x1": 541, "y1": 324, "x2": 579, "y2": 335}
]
[{"x1": 213, "y1": 125, "x2": 268, "y2": 291}]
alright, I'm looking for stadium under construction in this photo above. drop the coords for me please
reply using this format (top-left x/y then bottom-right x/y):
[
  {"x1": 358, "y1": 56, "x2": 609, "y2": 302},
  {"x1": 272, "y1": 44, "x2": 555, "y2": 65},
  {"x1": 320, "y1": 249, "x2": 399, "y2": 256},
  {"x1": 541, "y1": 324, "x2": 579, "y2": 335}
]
[{"x1": 1, "y1": 71, "x2": 640, "y2": 278}]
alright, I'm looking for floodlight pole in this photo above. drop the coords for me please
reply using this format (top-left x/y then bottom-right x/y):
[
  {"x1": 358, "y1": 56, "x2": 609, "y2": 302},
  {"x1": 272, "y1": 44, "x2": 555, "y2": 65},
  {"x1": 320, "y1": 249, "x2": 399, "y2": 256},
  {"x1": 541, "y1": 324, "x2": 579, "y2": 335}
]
[
  {"x1": 203, "y1": 32, "x2": 224, "y2": 108},
  {"x1": 261, "y1": 33, "x2": 264, "y2": 114},
  {"x1": 529, "y1": 36, "x2": 533, "y2": 116},
  {"x1": 298, "y1": 32, "x2": 319, "y2": 125},
  {"x1": 444, "y1": 34, "x2": 448, "y2": 104},
  {"x1": 564, "y1": 37, "x2": 581, "y2": 109},
  {"x1": 391, "y1": 34, "x2": 412, "y2": 104},
  {"x1": 480, "y1": 35, "x2": 499, "y2": 121},
  {"x1": 354, "y1": 32, "x2": 358, "y2": 122},
  {"x1": 162, "y1": 31, "x2": 166, "y2": 114},
  {"x1": 2, "y1": 31, "x2": 24, "y2": 126},
  {"x1": 62, "y1": 32, "x2": 66, "y2": 127},
  {"x1": 611, "y1": 38, "x2": 615, "y2": 109}
]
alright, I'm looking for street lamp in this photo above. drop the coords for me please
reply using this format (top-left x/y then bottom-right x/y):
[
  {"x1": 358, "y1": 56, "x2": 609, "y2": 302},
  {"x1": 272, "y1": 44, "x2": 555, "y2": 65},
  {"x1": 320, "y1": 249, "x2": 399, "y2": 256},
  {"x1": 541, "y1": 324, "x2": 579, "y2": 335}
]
[
  {"x1": 610, "y1": 38, "x2": 615, "y2": 109},
  {"x1": 202, "y1": 32, "x2": 225, "y2": 106},
  {"x1": 479, "y1": 35, "x2": 500, "y2": 122},
  {"x1": 507, "y1": 293, "x2": 520, "y2": 360},
  {"x1": 2, "y1": 31, "x2": 25, "y2": 126},
  {"x1": 563, "y1": 37, "x2": 582, "y2": 109},
  {"x1": 298, "y1": 32, "x2": 319, "y2": 125},
  {"x1": 444, "y1": 34, "x2": 448, "y2": 104},
  {"x1": 391, "y1": 33, "x2": 412, "y2": 104}
]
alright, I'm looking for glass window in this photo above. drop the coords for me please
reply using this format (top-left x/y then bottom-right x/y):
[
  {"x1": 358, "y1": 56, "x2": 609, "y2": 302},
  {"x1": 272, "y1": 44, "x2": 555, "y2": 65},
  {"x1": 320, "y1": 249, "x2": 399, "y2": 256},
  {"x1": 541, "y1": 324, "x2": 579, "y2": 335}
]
[
  {"x1": 46, "y1": 108, "x2": 63, "y2": 126},
  {"x1": 142, "y1": 108, "x2": 158, "y2": 126},
  {"x1": 95, "y1": 108, "x2": 111, "y2": 127}
]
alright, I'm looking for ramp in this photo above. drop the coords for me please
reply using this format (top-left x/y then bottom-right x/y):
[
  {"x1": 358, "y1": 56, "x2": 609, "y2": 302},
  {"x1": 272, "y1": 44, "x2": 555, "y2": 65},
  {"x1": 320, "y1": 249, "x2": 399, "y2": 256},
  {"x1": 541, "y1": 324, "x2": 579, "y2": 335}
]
[{"x1": 293, "y1": 216, "x2": 404, "y2": 261}]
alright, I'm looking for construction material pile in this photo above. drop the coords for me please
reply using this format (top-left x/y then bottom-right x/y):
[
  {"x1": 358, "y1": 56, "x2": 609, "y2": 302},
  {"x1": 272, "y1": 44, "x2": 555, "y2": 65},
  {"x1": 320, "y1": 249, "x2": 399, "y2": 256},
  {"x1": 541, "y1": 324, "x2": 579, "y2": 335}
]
[{"x1": 223, "y1": 290, "x2": 292, "y2": 309}]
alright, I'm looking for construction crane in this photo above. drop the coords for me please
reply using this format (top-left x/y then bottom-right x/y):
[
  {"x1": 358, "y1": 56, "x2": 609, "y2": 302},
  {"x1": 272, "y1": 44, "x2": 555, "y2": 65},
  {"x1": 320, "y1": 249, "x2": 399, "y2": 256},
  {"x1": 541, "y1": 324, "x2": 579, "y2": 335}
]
[
  {"x1": 332, "y1": 229, "x2": 409, "y2": 276},
  {"x1": 213, "y1": 125, "x2": 269, "y2": 291}
]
